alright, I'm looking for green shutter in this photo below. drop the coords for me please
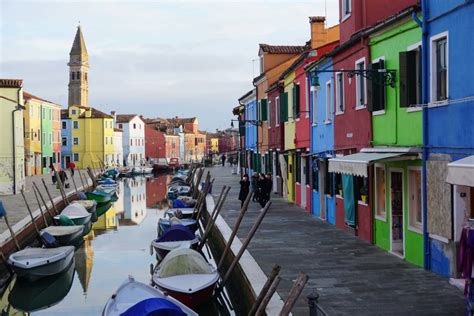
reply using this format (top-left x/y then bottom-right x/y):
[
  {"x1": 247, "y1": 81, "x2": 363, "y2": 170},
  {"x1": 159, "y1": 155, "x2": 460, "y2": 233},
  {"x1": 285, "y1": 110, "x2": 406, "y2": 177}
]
[
  {"x1": 399, "y1": 51, "x2": 417, "y2": 108},
  {"x1": 281, "y1": 92, "x2": 289, "y2": 122},
  {"x1": 261, "y1": 99, "x2": 268, "y2": 121},
  {"x1": 295, "y1": 84, "x2": 301, "y2": 118}
]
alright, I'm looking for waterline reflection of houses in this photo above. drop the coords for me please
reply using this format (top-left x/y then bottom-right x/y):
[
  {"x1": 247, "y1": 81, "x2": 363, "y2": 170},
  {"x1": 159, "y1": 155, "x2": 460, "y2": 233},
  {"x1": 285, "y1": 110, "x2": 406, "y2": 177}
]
[
  {"x1": 114, "y1": 181, "x2": 125, "y2": 216},
  {"x1": 92, "y1": 205, "x2": 118, "y2": 233},
  {"x1": 0, "y1": 278, "x2": 27, "y2": 316},
  {"x1": 146, "y1": 174, "x2": 170, "y2": 209},
  {"x1": 120, "y1": 177, "x2": 146, "y2": 225},
  {"x1": 74, "y1": 238, "x2": 94, "y2": 296}
]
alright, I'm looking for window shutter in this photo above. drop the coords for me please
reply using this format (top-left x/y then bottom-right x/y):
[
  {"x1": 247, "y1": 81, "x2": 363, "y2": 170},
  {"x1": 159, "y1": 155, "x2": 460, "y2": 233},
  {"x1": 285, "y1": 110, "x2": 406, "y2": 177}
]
[
  {"x1": 238, "y1": 120, "x2": 246, "y2": 136},
  {"x1": 281, "y1": 92, "x2": 288, "y2": 122},
  {"x1": 261, "y1": 99, "x2": 268, "y2": 121},
  {"x1": 399, "y1": 51, "x2": 417, "y2": 108},
  {"x1": 295, "y1": 85, "x2": 301, "y2": 117},
  {"x1": 367, "y1": 60, "x2": 385, "y2": 112}
]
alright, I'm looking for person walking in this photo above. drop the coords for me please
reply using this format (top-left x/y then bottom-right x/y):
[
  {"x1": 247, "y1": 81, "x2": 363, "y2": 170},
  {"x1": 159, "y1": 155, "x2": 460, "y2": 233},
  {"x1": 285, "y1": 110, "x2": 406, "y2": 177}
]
[
  {"x1": 251, "y1": 173, "x2": 258, "y2": 202},
  {"x1": 221, "y1": 154, "x2": 226, "y2": 166},
  {"x1": 69, "y1": 161, "x2": 76, "y2": 177},
  {"x1": 257, "y1": 173, "x2": 267, "y2": 208},
  {"x1": 49, "y1": 163, "x2": 56, "y2": 185},
  {"x1": 238, "y1": 174, "x2": 250, "y2": 208},
  {"x1": 58, "y1": 168, "x2": 68, "y2": 189}
]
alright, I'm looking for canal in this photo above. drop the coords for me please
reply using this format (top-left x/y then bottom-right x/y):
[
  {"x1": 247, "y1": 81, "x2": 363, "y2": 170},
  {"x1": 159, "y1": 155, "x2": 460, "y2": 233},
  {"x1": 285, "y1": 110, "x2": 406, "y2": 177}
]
[{"x1": 0, "y1": 174, "x2": 231, "y2": 315}]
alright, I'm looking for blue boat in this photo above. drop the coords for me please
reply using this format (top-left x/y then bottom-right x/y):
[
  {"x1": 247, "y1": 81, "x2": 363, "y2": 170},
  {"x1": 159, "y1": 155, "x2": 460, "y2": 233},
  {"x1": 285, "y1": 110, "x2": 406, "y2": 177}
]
[{"x1": 151, "y1": 225, "x2": 198, "y2": 261}]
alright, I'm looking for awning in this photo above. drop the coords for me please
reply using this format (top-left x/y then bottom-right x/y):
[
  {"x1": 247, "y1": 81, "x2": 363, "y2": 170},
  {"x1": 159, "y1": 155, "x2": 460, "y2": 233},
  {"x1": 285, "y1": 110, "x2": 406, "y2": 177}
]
[
  {"x1": 446, "y1": 155, "x2": 474, "y2": 187},
  {"x1": 328, "y1": 152, "x2": 406, "y2": 177}
]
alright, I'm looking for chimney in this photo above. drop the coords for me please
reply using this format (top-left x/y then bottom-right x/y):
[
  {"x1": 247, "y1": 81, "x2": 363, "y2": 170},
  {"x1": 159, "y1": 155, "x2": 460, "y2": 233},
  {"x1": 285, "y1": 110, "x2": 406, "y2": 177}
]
[
  {"x1": 309, "y1": 16, "x2": 327, "y2": 49},
  {"x1": 111, "y1": 111, "x2": 117, "y2": 125}
]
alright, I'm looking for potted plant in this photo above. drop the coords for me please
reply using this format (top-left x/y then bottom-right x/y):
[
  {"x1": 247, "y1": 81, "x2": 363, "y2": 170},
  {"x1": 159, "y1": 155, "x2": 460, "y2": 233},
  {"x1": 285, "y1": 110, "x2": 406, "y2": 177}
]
[{"x1": 360, "y1": 185, "x2": 368, "y2": 204}]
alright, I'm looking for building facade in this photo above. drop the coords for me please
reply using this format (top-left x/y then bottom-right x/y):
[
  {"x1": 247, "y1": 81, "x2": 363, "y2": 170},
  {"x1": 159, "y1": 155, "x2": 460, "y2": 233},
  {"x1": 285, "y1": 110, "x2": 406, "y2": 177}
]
[
  {"x1": 23, "y1": 92, "x2": 43, "y2": 176},
  {"x1": 115, "y1": 115, "x2": 145, "y2": 167}
]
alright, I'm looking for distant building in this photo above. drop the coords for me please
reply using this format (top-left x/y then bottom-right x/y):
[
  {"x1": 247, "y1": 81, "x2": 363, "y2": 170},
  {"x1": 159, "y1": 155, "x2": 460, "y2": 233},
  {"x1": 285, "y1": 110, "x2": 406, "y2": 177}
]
[
  {"x1": 115, "y1": 114, "x2": 145, "y2": 167},
  {"x1": 23, "y1": 91, "x2": 44, "y2": 175},
  {"x1": 113, "y1": 128, "x2": 123, "y2": 166}
]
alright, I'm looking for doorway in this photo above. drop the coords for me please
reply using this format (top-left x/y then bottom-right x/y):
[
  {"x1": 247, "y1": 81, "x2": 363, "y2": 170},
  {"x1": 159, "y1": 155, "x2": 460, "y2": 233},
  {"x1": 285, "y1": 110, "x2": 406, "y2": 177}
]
[
  {"x1": 390, "y1": 169, "x2": 404, "y2": 257},
  {"x1": 65, "y1": 156, "x2": 71, "y2": 168},
  {"x1": 301, "y1": 156, "x2": 306, "y2": 208},
  {"x1": 319, "y1": 160, "x2": 326, "y2": 219}
]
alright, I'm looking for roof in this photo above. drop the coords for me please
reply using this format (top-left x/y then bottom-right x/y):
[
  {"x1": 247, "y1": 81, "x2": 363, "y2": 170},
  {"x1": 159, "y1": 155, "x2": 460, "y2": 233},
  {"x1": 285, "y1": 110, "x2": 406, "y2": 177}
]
[
  {"x1": 279, "y1": 51, "x2": 310, "y2": 80},
  {"x1": 238, "y1": 89, "x2": 256, "y2": 103},
  {"x1": 70, "y1": 26, "x2": 88, "y2": 60},
  {"x1": 23, "y1": 91, "x2": 54, "y2": 103},
  {"x1": 0, "y1": 79, "x2": 23, "y2": 88},
  {"x1": 259, "y1": 44, "x2": 308, "y2": 55},
  {"x1": 265, "y1": 81, "x2": 284, "y2": 94},
  {"x1": 309, "y1": 16, "x2": 326, "y2": 23},
  {"x1": 116, "y1": 114, "x2": 138, "y2": 123},
  {"x1": 79, "y1": 107, "x2": 113, "y2": 119},
  {"x1": 175, "y1": 117, "x2": 196, "y2": 124}
]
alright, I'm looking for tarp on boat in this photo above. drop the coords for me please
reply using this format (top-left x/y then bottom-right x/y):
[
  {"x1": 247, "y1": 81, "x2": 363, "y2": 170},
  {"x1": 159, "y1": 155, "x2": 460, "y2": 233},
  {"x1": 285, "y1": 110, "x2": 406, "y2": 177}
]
[
  {"x1": 159, "y1": 249, "x2": 211, "y2": 278},
  {"x1": 120, "y1": 298, "x2": 186, "y2": 316},
  {"x1": 172, "y1": 199, "x2": 188, "y2": 208},
  {"x1": 71, "y1": 200, "x2": 96, "y2": 209},
  {"x1": 61, "y1": 204, "x2": 89, "y2": 218},
  {"x1": 158, "y1": 225, "x2": 195, "y2": 242}
]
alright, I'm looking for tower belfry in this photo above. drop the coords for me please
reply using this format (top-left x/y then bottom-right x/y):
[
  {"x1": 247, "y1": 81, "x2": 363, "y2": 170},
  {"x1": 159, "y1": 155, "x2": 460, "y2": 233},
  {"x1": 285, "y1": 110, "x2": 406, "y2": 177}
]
[{"x1": 68, "y1": 26, "x2": 89, "y2": 107}]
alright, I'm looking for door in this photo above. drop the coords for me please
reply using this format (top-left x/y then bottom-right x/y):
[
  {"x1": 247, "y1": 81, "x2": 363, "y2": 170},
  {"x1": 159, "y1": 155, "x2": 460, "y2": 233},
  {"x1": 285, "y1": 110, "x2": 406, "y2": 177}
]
[
  {"x1": 319, "y1": 160, "x2": 326, "y2": 219},
  {"x1": 65, "y1": 156, "x2": 71, "y2": 168},
  {"x1": 272, "y1": 152, "x2": 277, "y2": 193},
  {"x1": 390, "y1": 170, "x2": 404, "y2": 257},
  {"x1": 301, "y1": 156, "x2": 306, "y2": 208}
]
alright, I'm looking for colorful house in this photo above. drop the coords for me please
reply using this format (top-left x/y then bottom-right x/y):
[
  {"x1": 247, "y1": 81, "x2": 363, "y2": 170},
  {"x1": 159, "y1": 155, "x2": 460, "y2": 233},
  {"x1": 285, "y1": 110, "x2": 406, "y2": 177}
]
[
  {"x1": 115, "y1": 114, "x2": 145, "y2": 167},
  {"x1": 61, "y1": 109, "x2": 72, "y2": 168},
  {"x1": 266, "y1": 82, "x2": 284, "y2": 195},
  {"x1": 0, "y1": 79, "x2": 25, "y2": 195},
  {"x1": 423, "y1": 0, "x2": 474, "y2": 276},
  {"x1": 23, "y1": 92, "x2": 43, "y2": 175},
  {"x1": 113, "y1": 128, "x2": 123, "y2": 166},
  {"x1": 240, "y1": 89, "x2": 257, "y2": 175},
  {"x1": 165, "y1": 134, "x2": 180, "y2": 160},
  {"x1": 144, "y1": 120, "x2": 166, "y2": 163},
  {"x1": 40, "y1": 98, "x2": 62, "y2": 173}
]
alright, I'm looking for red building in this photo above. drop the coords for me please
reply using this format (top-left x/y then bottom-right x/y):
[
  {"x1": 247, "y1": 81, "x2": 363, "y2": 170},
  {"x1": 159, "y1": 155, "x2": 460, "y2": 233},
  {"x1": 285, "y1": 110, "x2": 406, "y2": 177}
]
[
  {"x1": 330, "y1": 0, "x2": 418, "y2": 242},
  {"x1": 266, "y1": 83, "x2": 284, "y2": 195},
  {"x1": 144, "y1": 120, "x2": 166, "y2": 162}
]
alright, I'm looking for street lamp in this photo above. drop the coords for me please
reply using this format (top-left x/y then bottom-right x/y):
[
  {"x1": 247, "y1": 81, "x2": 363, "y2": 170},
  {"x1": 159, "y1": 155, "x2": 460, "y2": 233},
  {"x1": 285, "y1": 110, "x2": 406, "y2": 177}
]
[
  {"x1": 309, "y1": 67, "x2": 396, "y2": 89},
  {"x1": 230, "y1": 119, "x2": 262, "y2": 128}
]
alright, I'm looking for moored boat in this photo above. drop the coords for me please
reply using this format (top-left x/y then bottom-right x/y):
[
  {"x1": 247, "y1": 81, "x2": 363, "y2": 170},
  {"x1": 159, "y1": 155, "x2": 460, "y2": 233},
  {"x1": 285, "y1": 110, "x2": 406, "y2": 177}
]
[
  {"x1": 86, "y1": 190, "x2": 113, "y2": 203},
  {"x1": 151, "y1": 225, "x2": 199, "y2": 261},
  {"x1": 72, "y1": 200, "x2": 98, "y2": 222},
  {"x1": 158, "y1": 217, "x2": 198, "y2": 237},
  {"x1": 165, "y1": 208, "x2": 196, "y2": 219},
  {"x1": 54, "y1": 203, "x2": 92, "y2": 226},
  {"x1": 102, "y1": 275, "x2": 197, "y2": 316},
  {"x1": 152, "y1": 248, "x2": 219, "y2": 309},
  {"x1": 40, "y1": 225, "x2": 84, "y2": 245}
]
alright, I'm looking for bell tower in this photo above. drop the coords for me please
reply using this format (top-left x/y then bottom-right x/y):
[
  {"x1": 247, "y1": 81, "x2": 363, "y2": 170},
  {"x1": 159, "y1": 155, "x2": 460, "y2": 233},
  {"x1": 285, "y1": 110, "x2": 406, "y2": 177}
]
[{"x1": 68, "y1": 26, "x2": 89, "y2": 107}]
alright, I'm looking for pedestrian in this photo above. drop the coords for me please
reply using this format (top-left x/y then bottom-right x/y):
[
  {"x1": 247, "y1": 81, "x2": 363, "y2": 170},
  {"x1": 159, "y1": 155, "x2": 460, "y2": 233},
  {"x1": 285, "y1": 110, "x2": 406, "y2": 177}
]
[
  {"x1": 221, "y1": 154, "x2": 226, "y2": 166},
  {"x1": 238, "y1": 174, "x2": 250, "y2": 208},
  {"x1": 257, "y1": 173, "x2": 267, "y2": 208},
  {"x1": 49, "y1": 163, "x2": 56, "y2": 185},
  {"x1": 69, "y1": 161, "x2": 76, "y2": 177},
  {"x1": 57, "y1": 168, "x2": 68, "y2": 189},
  {"x1": 251, "y1": 173, "x2": 258, "y2": 202}
]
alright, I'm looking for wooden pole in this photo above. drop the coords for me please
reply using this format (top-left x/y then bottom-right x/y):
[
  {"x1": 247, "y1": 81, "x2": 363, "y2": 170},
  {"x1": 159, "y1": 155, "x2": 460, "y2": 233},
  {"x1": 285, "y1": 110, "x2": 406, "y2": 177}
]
[
  {"x1": 78, "y1": 170, "x2": 86, "y2": 188},
  {"x1": 41, "y1": 178, "x2": 59, "y2": 215},
  {"x1": 55, "y1": 170, "x2": 69, "y2": 204},
  {"x1": 217, "y1": 191, "x2": 253, "y2": 270},
  {"x1": 279, "y1": 272, "x2": 309, "y2": 316},
  {"x1": 3, "y1": 214, "x2": 20, "y2": 251},
  {"x1": 256, "y1": 275, "x2": 282, "y2": 316},
  {"x1": 197, "y1": 186, "x2": 230, "y2": 251},
  {"x1": 250, "y1": 264, "x2": 281, "y2": 315},
  {"x1": 21, "y1": 190, "x2": 41, "y2": 236},
  {"x1": 198, "y1": 185, "x2": 225, "y2": 235},
  {"x1": 194, "y1": 176, "x2": 215, "y2": 221},
  {"x1": 32, "y1": 185, "x2": 48, "y2": 227},
  {"x1": 215, "y1": 201, "x2": 272, "y2": 297},
  {"x1": 69, "y1": 169, "x2": 78, "y2": 193},
  {"x1": 33, "y1": 182, "x2": 55, "y2": 218}
]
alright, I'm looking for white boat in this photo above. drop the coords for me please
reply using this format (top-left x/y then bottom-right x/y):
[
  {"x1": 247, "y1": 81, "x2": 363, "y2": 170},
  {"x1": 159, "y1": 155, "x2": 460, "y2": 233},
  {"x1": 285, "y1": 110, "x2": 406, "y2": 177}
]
[
  {"x1": 102, "y1": 275, "x2": 197, "y2": 316},
  {"x1": 152, "y1": 248, "x2": 219, "y2": 309},
  {"x1": 7, "y1": 246, "x2": 75, "y2": 282},
  {"x1": 54, "y1": 203, "x2": 92, "y2": 226},
  {"x1": 40, "y1": 225, "x2": 84, "y2": 245},
  {"x1": 165, "y1": 208, "x2": 196, "y2": 219}
]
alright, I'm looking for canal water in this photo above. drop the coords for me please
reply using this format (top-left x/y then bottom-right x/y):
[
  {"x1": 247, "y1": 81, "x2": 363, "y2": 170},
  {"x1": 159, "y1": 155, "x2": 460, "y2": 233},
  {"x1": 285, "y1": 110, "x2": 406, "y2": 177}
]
[{"x1": 0, "y1": 174, "x2": 230, "y2": 315}]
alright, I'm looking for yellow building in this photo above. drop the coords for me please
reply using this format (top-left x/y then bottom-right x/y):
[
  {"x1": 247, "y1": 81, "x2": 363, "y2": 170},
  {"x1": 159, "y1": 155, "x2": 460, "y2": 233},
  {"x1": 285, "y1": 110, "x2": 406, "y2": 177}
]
[
  {"x1": 0, "y1": 79, "x2": 25, "y2": 195},
  {"x1": 283, "y1": 71, "x2": 296, "y2": 202},
  {"x1": 23, "y1": 92, "x2": 43, "y2": 176}
]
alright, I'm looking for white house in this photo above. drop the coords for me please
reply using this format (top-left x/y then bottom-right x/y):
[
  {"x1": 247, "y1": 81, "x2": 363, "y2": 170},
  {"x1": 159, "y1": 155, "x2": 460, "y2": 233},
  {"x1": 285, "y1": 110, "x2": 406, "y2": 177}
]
[
  {"x1": 113, "y1": 128, "x2": 123, "y2": 166},
  {"x1": 115, "y1": 114, "x2": 145, "y2": 167}
]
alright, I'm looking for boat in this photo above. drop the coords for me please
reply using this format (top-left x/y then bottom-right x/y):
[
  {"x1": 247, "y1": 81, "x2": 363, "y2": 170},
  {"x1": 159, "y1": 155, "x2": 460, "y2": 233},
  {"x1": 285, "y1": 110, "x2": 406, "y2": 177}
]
[
  {"x1": 152, "y1": 158, "x2": 170, "y2": 172},
  {"x1": 8, "y1": 258, "x2": 75, "y2": 312},
  {"x1": 158, "y1": 217, "x2": 198, "y2": 237},
  {"x1": 96, "y1": 202, "x2": 113, "y2": 217},
  {"x1": 7, "y1": 246, "x2": 75, "y2": 282},
  {"x1": 152, "y1": 248, "x2": 219, "y2": 309},
  {"x1": 151, "y1": 225, "x2": 199, "y2": 261},
  {"x1": 167, "y1": 186, "x2": 191, "y2": 200},
  {"x1": 54, "y1": 203, "x2": 92, "y2": 226},
  {"x1": 40, "y1": 225, "x2": 84, "y2": 246},
  {"x1": 72, "y1": 199, "x2": 98, "y2": 222},
  {"x1": 165, "y1": 207, "x2": 196, "y2": 219},
  {"x1": 96, "y1": 185, "x2": 116, "y2": 195},
  {"x1": 86, "y1": 190, "x2": 113, "y2": 203},
  {"x1": 102, "y1": 275, "x2": 197, "y2": 316}
]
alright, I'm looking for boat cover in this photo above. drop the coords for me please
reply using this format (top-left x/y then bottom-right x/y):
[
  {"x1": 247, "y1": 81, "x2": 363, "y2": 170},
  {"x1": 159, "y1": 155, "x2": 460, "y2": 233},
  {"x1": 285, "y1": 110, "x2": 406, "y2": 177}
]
[
  {"x1": 172, "y1": 199, "x2": 189, "y2": 208},
  {"x1": 77, "y1": 192, "x2": 87, "y2": 200},
  {"x1": 158, "y1": 249, "x2": 212, "y2": 278},
  {"x1": 8, "y1": 246, "x2": 74, "y2": 269},
  {"x1": 88, "y1": 190, "x2": 111, "y2": 197},
  {"x1": 98, "y1": 178, "x2": 116, "y2": 185},
  {"x1": 158, "y1": 225, "x2": 195, "y2": 242},
  {"x1": 71, "y1": 200, "x2": 96, "y2": 209},
  {"x1": 42, "y1": 225, "x2": 83, "y2": 236},
  {"x1": 60, "y1": 204, "x2": 89, "y2": 218},
  {"x1": 58, "y1": 215, "x2": 76, "y2": 226},
  {"x1": 121, "y1": 298, "x2": 186, "y2": 316}
]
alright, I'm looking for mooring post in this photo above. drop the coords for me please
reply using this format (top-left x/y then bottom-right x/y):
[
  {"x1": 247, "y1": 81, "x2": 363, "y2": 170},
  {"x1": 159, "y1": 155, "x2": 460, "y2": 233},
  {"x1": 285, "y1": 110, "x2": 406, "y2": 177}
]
[
  {"x1": 69, "y1": 169, "x2": 78, "y2": 193},
  {"x1": 41, "y1": 178, "x2": 59, "y2": 215},
  {"x1": 307, "y1": 292, "x2": 319, "y2": 316},
  {"x1": 33, "y1": 182, "x2": 55, "y2": 218},
  {"x1": 255, "y1": 275, "x2": 282, "y2": 316},
  {"x1": 21, "y1": 189, "x2": 41, "y2": 236},
  {"x1": 279, "y1": 272, "x2": 309, "y2": 316},
  {"x1": 197, "y1": 183, "x2": 224, "y2": 232},
  {"x1": 249, "y1": 263, "x2": 281, "y2": 315},
  {"x1": 193, "y1": 173, "x2": 210, "y2": 218},
  {"x1": 217, "y1": 191, "x2": 253, "y2": 270},
  {"x1": 55, "y1": 169, "x2": 69, "y2": 205},
  {"x1": 195, "y1": 178, "x2": 215, "y2": 222},
  {"x1": 32, "y1": 186, "x2": 48, "y2": 227},
  {"x1": 78, "y1": 170, "x2": 86, "y2": 188}
]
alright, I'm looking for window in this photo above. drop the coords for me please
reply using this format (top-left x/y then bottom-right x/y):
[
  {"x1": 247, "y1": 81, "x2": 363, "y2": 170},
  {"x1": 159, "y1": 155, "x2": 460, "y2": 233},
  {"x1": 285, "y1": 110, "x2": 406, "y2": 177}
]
[
  {"x1": 312, "y1": 88, "x2": 317, "y2": 125},
  {"x1": 49, "y1": 133, "x2": 52, "y2": 145},
  {"x1": 73, "y1": 153, "x2": 79, "y2": 161},
  {"x1": 71, "y1": 109, "x2": 76, "y2": 115},
  {"x1": 335, "y1": 173, "x2": 343, "y2": 197},
  {"x1": 275, "y1": 97, "x2": 280, "y2": 126},
  {"x1": 133, "y1": 123, "x2": 136, "y2": 129},
  {"x1": 118, "y1": 123, "x2": 122, "y2": 129},
  {"x1": 305, "y1": 77, "x2": 310, "y2": 118},
  {"x1": 42, "y1": 108, "x2": 45, "y2": 119},
  {"x1": 342, "y1": 0, "x2": 351, "y2": 19},
  {"x1": 355, "y1": 176, "x2": 369, "y2": 204},
  {"x1": 106, "y1": 137, "x2": 108, "y2": 145},
  {"x1": 85, "y1": 73, "x2": 88, "y2": 81},
  {"x1": 355, "y1": 58, "x2": 366, "y2": 108},
  {"x1": 375, "y1": 166, "x2": 386, "y2": 219},
  {"x1": 408, "y1": 168, "x2": 422, "y2": 230},
  {"x1": 293, "y1": 84, "x2": 300, "y2": 119},
  {"x1": 326, "y1": 172, "x2": 334, "y2": 197},
  {"x1": 62, "y1": 121, "x2": 66, "y2": 129},
  {"x1": 325, "y1": 81, "x2": 331, "y2": 123},
  {"x1": 268, "y1": 100, "x2": 272, "y2": 126},
  {"x1": 335, "y1": 72, "x2": 344, "y2": 114},
  {"x1": 295, "y1": 153, "x2": 301, "y2": 183},
  {"x1": 73, "y1": 137, "x2": 79, "y2": 145},
  {"x1": 368, "y1": 59, "x2": 386, "y2": 113},
  {"x1": 130, "y1": 139, "x2": 133, "y2": 146},
  {"x1": 312, "y1": 159, "x2": 319, "y2": 192},
  {"x1": 433, "y1": 36, "x2": 448, "y2": 101},
  {"x1": 400, "y1": 45, "x2": 422, "y2": 108},
  {"x1": 49, "y1": 109, "x2": 52, "y2": 120},
  {"x1": 62, "y1": 137, "x2": 67, "y2": 146},
  {"x1": 73, "y1": 121, "x2": 79, "y2": 129},
  {"x1": 77, "y1": 71, "x2": 81, "y2": 80},
  {"x1": 111, "y1": 137, "x2": 113, "y2": 145}
]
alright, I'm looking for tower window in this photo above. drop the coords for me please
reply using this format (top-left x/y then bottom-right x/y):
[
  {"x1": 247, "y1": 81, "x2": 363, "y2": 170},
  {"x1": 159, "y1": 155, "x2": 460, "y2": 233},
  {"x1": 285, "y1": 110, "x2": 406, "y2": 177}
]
[
  {"x1": 71, "y1": 72, "x2": 75, "y2": 80},
  {"x1": 85, "y1": 73, "x2": 88, "y2": 81},
  {"x1": 77, "y1": 72, "x2": 81, "y2": 80}
]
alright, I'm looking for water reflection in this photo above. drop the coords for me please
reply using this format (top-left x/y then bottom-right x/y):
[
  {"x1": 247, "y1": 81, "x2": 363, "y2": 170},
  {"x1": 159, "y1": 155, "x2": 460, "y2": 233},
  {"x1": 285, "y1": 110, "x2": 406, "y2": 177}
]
[
  {"x1": 120, "y1": 178, "x2": 147, "y2": 225},
  {"x1": 74, "y1": 239, "x2": 94, "y2": 296}
]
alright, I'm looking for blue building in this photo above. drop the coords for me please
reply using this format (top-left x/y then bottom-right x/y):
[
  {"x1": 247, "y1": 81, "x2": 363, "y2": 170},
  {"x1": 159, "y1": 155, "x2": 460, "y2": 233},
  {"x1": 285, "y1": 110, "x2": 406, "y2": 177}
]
[
  {"x1": 239, "y1": 89, "x2": 257, "y2": 176},
  {"x1": 307, "y1": 58, "x2": 336, "y2": 224},
  {"x1": 421, "y1": 0, "x2": 474, "y2": 277},
  {"x1": 60, "y1": 109, "x2": 73, "y2": 168}
]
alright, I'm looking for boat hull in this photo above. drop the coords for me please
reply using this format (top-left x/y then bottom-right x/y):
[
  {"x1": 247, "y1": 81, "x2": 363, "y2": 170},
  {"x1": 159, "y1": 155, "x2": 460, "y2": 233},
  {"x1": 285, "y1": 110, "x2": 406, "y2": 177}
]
[
  {"x1": 96, "y1": 202, "x2": 113, "y2": 217},
  {"x1": 153, "y1": 240, "x2": 199, "y2": 262},
  {"x1": 158, "y1": 283, "x2": 216, "y2": 309},
  {"x1": 49, "y1": 228, "x2": 83, "y2": 246},
  {"x1": 85, "y1": 192, "x2": 112, "y2": 203}
]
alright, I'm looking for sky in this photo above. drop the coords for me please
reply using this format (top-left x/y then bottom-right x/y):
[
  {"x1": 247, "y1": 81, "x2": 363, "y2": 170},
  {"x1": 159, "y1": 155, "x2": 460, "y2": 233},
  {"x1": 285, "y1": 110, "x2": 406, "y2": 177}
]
[{"x1": 0, "y1": 0, "x2": 338, "y2": 131}]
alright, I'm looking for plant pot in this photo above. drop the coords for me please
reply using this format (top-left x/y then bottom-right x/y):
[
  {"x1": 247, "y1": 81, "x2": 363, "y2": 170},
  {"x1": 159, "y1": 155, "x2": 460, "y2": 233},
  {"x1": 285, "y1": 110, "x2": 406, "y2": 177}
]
[
  {"x1": 361, "y1": 195, "x2": 367, "y2": 203},
  {"x1": 338, "y1": 189, "x2": 343, "y2": 196}
]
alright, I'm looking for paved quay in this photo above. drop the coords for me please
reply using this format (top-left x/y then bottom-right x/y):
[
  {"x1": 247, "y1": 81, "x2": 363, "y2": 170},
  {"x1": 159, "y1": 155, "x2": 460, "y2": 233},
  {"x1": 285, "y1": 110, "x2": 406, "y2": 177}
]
[
  {"x1": 208, "y1": 166, "x2": 465, "y2": 315},
  {"x1": 0, "y1": 170, "x2": 93, "y2": 240}
]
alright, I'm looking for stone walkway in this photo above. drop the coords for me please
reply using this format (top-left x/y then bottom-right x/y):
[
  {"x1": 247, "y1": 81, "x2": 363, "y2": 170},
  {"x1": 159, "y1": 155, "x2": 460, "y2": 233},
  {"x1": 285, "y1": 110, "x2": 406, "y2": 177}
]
[
  {"x1": 0, "y1": 170, "x2": 93, "y2": 239},
  {"x1": 208, "y1": 166, "x2": 465, "y2": 315}
]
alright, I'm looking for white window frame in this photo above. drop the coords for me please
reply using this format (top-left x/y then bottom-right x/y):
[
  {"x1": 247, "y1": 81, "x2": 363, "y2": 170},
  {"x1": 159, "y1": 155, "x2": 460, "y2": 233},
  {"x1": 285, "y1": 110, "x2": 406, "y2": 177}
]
[
  {"x1": 311, "y1": 89, "x2": 318, "y2": 126},
  {"x1": 371, "y1": 56, "x2": 386, "y2": 116},
  {"x1": 325, "y1": 80, "x2": 332, "y2": 124},
  {"x1": 429, "y1": 31, "x2": 449, "y2": 106},
  {"x1": 268, "y1": 100, "x2": 272, "y2": 128},
  {"x1": 275, "y1": 96, "x2": 280, "y2": 127},
  {"x1": 375, "y1": 163, "x2": 387, "y2": 222},
  {"x1": 73, "y1": 137, "x2": 79, "y2": 145},
  {"x1": 407, "y1": 166, "x2": 423, "y2": 233},
  {"x1": 335, "y1": 71, "x2": 345, "y2": 115},
  {"x1": 305, "y1": 77, "x2": 310, "y2": 118},
  {"x1": 49, "y1": 133, "x2": 52, "y2": 145},
  {"x1": 341, "y1": 0, "x2": 352, "y2": 22},
  {"x1": 355, "y1": 57, "x2": 367, "y2": 110},
  {"x1": 406, "y1": 42, "x2": 423, "y2": 113}
]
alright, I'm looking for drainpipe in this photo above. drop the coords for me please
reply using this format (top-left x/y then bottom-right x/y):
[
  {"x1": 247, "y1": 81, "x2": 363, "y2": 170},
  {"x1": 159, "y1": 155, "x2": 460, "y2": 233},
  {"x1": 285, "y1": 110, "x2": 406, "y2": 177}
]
[
  {"x1": 11, "y1": 88, "x2": 25, "y2": 195},
  {"x1": 413, "y1": 3, "x2": 430, "y2": 270}
]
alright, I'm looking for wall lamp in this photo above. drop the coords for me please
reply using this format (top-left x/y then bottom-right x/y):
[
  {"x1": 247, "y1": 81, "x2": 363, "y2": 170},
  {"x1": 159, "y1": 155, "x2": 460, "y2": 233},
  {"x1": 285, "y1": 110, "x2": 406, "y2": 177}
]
[
  {"x1": 310, "y1": 67, "x2": 396, "y2": 89},
  {"x1": 230, "y1": 119, "x2": 262, "y2": 128}
]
